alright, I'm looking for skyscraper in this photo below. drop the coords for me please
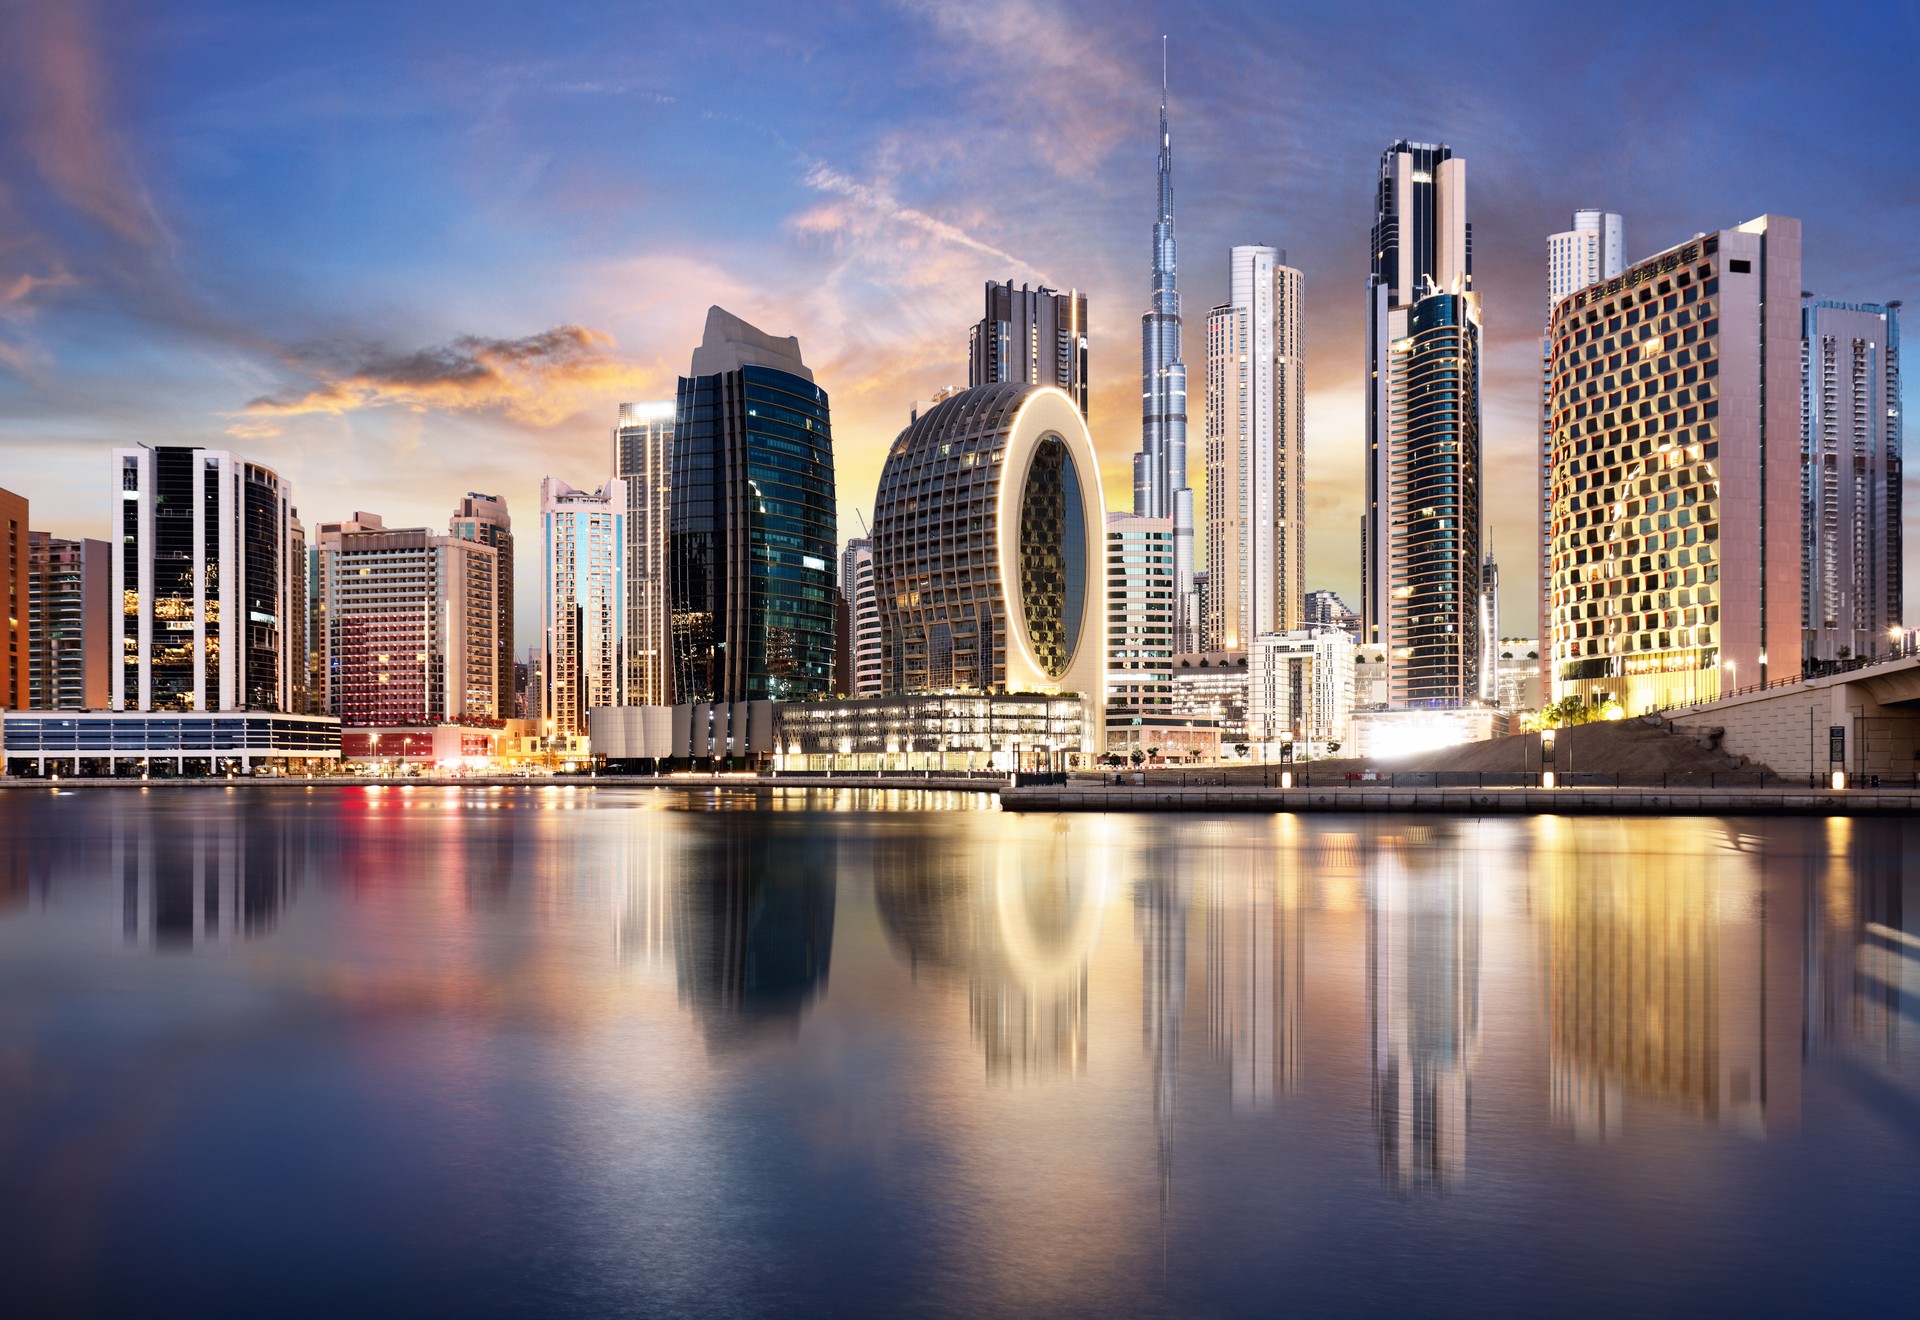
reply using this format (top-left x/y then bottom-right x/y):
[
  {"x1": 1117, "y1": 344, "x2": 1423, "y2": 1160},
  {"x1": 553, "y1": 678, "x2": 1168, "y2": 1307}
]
[
  {"x1": 1478, "y1": 546, "x2": 1500, "y2": 704},
  {"x1": 840, "y1": 537, "x2": 881, "y2": 697},
  {"x1": 1363, "y1": 142, "x2": 1482, "y2": 705},
  {"x1": 671, "y1": 307, "x2": 837, "y2": 704},
  {"x1": 1543, "y1": 216, "x2": 1804, "y2": 711},
  {"x1": 449, "y1": 492, "x2": 514, "y2": 715},
  {"x1": 542, "y1": 476, "x2": 627, "y2": 736},
  {"x1": 1133, "y1": 57, "x2": 1196, "y2": 653},
  {"x1": 614, "y1": 401, "x2": 675, "y2": 704},
  {"x1": 968, "y1": 281, "x2": 1089, "y2": 419},
  {"x1": 1802, "y1": 299, "x2": 1902, "y2": 662},
  {"x1": 315, "y1": 518, "x2": 500, "y2": 725},
  {"x1": 1547, "y1": 210, "x2": 1626, "y2": 315},
  {"x1": 1205, "y1": 245, "x2": 1306, "y2": 652},
  {"x1": 0, "y1": 486, "x2": 24, "y2": 710},
  {"x1": 871, "y1": 382, "x2": 1104, "y2": 724},
  {"x1": 26, "y1": 533, "x2": 110, "y2": 710},
  {"x1": 111, "y1": 447, "x2": 298, "y2": 712}
]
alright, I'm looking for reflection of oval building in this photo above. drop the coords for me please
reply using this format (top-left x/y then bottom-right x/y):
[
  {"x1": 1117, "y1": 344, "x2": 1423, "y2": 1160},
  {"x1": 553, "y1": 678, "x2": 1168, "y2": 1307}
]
[{"x1": 872, "y1": 384, "x2": 1106, "y2": 730}]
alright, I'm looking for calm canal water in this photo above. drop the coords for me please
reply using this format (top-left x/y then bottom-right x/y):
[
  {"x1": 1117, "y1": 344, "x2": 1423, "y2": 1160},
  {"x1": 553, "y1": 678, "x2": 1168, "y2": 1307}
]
[{"x1": 1, "y1": 786, "x2": 1916, "y2": 1316}]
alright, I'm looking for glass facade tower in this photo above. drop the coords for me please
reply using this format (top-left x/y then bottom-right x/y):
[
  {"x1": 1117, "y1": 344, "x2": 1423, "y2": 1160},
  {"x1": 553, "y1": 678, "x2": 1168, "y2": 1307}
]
[
  {"x1": 111, "y1": 446, "x2": 296, "y2": 713},
  {"x1": 1363, "y1": 141, "x2": 1482, "y2": 705},
  {"x1": 670, "y1": 307, "x2": 837, "y2": 705}
]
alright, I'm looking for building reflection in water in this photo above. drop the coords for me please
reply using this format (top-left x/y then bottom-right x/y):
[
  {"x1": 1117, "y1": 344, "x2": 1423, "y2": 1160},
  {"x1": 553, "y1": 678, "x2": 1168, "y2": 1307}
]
[
  {"x1": 1541, "y1": 819, "x2": 1802, "y2": 1142},
  {"x1": 1804, "y1": 818, "x2": 1908, "y2": 1066},
  {"x1": 1136, "y1": 863, "x2": 1188, "y2": 1218},
  {"x1": 112, "y1": 804, "x2": 302, "y2": 949},
  {"x1": 613, "y1": 807, "x2": 677, "y2": 968},
  {"x1": 874, "y1": 824, "x2": 1108, "y2": 1081},
  {"x1": 1367, "y1": 827, "x2": 1481, "y2": 1193},
  {"x1": 672, "y1": 821, "x2": 834, "y2": 1049},
  {"x1": 1204, "y1": 822, "x2": 1304, "y2": 1113}
]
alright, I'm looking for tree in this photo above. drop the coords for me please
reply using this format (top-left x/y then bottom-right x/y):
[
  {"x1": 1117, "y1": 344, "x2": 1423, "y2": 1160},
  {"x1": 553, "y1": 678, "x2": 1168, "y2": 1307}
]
[
  {"x1": 1233, "y1": 742, "x2": 1249, "y2": 759},
  {"x1": 1326, "y1": 741, "x2": 1342, "y2": 756},
  {"x1": 1129, "y1": 749, "x2": 1146, "y2": 768}
]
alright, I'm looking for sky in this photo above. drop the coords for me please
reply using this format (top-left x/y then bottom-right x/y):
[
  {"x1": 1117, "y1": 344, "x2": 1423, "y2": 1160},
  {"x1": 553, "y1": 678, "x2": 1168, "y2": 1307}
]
[{"x1": 1, "y1": 0, "x2": 1915, "y2": 646}]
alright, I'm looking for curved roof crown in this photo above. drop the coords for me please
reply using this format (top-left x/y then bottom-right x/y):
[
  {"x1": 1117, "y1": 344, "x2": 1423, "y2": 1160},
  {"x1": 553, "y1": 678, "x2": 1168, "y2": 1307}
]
[{"x1": 886, "y1": 381, "x2": 1064, "y2": 464}]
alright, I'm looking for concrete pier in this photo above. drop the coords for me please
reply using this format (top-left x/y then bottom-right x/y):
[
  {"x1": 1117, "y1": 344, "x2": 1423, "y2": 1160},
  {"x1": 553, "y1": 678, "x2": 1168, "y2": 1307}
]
[{"x1": 1000, "y1": 783, "x2": 1920, "y2": 816}]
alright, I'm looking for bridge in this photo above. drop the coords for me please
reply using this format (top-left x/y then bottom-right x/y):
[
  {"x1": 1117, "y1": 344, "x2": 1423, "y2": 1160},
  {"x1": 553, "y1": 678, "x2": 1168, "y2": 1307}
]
[{"x1": 1664, "y1": 653, "x2": 1920, "y2": 785}]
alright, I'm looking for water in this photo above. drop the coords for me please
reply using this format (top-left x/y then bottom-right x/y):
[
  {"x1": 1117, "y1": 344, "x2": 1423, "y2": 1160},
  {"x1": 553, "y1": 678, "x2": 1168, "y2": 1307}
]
[{"x1": 1, "y1": 786, "x2": 1915, "y2": 1317}]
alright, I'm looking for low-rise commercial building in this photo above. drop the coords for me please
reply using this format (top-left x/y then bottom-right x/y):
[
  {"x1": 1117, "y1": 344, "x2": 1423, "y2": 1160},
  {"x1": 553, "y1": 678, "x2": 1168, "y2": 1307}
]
[
  {"x1": 1, "y1": 710, "x2": 340, "y2": 777},
  {"x1": 591, "y1": 693, "x2": 1091, "y2": 772},
  {"x1": 1249, "y1": 629, "x2": 1356, "y2": 757},
  {"x1": 1170, "y1": 651, "x2": 1247, "y2": 752}
]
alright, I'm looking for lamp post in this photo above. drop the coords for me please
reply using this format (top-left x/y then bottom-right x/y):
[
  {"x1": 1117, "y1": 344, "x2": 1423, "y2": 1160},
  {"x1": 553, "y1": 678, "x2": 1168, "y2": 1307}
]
[
  {"x1": 1541, "y1": 728, "x2": 1557, "y2": 789},
  {"x1": 1280, "y1": 732, "x2": 1295, "y2": 790},
  {"x1": 1723, "y1": 658, "x2": 1736, "y2": 698}
]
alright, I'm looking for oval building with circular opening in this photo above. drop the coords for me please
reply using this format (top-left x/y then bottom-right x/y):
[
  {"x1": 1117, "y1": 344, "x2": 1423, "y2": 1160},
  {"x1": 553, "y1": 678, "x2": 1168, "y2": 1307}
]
[{"x1": 872, "y1": 383, "x2": 1106, "y2": 739}]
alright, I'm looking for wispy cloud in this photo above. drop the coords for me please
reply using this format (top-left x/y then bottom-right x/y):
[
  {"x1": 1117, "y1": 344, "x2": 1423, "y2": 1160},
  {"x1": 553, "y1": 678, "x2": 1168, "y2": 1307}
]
[
  {"x1": 793, "y1": 161, "x2": 1047, "y2": 279},
  {"x1": 235, "y1": 325, "x2": 661, "y2": 432},
  {"x1": 2, "y1": 0, "x2": 167, "y2": 248}
]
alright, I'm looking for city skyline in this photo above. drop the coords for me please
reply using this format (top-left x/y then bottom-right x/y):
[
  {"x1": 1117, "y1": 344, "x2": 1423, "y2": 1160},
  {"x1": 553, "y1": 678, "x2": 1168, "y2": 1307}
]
[{"x1": 0, "y1": 3, "x2": 1914, "y2": 650}]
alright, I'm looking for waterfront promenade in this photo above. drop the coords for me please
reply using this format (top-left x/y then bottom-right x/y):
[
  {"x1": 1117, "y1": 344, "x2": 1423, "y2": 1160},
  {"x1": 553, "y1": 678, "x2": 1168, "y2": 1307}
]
[{"x1": 6, "y1": 772, "x2": 1917, "y2": 815}]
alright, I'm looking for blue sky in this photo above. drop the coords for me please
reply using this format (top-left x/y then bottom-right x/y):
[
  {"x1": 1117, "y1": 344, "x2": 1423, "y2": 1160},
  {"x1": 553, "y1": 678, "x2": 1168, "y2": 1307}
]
[{"x1": 1, "y1": 0, "x2": 1914, "y2": 641}]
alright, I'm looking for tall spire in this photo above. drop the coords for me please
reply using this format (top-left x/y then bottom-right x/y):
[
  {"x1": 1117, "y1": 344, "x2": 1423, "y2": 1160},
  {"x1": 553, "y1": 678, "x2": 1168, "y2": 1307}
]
[{"x1": 1135, "y1": 37, "x2": 1195, "y2": 649}]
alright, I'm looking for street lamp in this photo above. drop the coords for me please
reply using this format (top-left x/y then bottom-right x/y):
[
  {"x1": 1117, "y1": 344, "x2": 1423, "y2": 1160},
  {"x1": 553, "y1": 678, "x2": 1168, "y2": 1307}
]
[
  {"x1": 1541, "y1": 727, "x2": 1557, "y2": 789},
  {"x1": 1723, "y1": 659, "x2": 1736, "y2": 697},
  {"x1": 1280, "y1": 731, "x2": 1296, "y2": 789}
]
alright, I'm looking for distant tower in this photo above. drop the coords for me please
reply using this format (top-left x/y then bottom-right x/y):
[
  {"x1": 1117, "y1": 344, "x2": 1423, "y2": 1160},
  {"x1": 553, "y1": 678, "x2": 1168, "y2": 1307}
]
[
  {"x1": 0, "y1": 485, "x2": 26, "y2": 710},
  {"x1": 449, "y1": 492, "x2": 514, "y2": 717},
  {"x1": 1133, "y1": 46, "x2": 1196, "y2": 654},
  {"x1": 1547, "y1": 210, "x2": 1625, "y2": 315},
  {"x1": 542, "y1": 477, "x2": 626, "y2": 735},
  {"x1": 968, "y1": 281, "x2": 1089, "y2": 420},
  {"x1": 1478, "y1": 543, "x2": 1499, "y2": 704},
  {"x1": 1802, "y1": 299, "x2": 1902, "y2": 662},
  {"x1": 840, "y1": 537, "x2": 881, "y2": 697},
  {"x1": 1206, "y1": 244, "x2": 1306, "y2": 652},
  {"x1": 614, "y1": 401, "x2": 675, "y2": 704}
]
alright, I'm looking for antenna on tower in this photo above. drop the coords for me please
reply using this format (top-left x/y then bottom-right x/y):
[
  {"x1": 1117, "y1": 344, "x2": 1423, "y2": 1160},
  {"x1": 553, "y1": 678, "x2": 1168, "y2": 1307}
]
[{"x1": 1161, "y1": 35, "x2": 1167, "y2": 101}]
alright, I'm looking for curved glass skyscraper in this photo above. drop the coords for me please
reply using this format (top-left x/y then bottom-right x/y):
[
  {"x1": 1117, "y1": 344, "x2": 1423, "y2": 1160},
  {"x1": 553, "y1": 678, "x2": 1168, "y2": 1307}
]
[
  {"x1": 670, "y1": 307, "x2": 838, "y2": 705},
  {"x1": 1363, "y1": 140, "x2": 1483, "y2": 706}
]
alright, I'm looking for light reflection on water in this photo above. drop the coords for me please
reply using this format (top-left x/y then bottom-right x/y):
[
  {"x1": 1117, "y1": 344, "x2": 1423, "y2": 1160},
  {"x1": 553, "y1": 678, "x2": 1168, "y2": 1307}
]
[{"x1": 0, "y1": 788, "x2": 1916, "y2": 1316}]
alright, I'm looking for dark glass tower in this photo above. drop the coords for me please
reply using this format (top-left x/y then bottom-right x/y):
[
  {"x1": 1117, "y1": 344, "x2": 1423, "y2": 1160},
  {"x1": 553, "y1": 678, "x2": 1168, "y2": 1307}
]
[{"x1": 670, "y1": 307, "x2": 838, "y2": 704}]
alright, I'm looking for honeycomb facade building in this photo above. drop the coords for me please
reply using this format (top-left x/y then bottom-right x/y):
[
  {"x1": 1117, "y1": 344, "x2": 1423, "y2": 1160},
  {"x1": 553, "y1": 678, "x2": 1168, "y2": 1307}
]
[
  {"x1": 1543, "y1": 216, "x2": 1803, "y2": 712},
  {"x1": 871, "y1": 383, "x2": 1106, "y2": 745}
]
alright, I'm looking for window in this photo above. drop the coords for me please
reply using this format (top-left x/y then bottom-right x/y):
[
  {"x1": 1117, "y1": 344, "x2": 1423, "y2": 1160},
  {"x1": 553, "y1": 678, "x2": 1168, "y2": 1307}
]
[{"x1": 1727, "y1": 259, "x2": 1751, "y2": 274}]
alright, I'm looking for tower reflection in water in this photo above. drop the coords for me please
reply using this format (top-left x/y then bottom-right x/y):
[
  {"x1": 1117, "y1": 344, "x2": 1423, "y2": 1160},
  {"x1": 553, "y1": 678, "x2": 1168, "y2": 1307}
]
[
  {"x1": 875, "y1": 823, "x2": 1108, "y2": 1081},
  {"x1": 112, "y1": 803, "x2": 305, "y2": 949},
  {"x1": 670, "y1": 820, "x2": 835, "y2": 1049},
  {"x1": 1541, "y1": 819, "x2": 1803, "y2": 1142},
  {"x1": 1804, "y1": 818, "x2": 1908, "y2": 1066},
  {"x1": 1367, "y1": 826, "x2": 1481, "y2": 1193},
  {"x1": 1204, "y1": 821, "x2": 1304, "y2": 1113}
]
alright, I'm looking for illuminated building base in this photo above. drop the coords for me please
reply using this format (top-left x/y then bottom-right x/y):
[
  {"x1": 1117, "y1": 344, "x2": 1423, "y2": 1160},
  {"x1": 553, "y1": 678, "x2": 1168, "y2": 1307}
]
[{"x1": 1350, "y1": 706, "x2": 1510, "y2": 761}]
